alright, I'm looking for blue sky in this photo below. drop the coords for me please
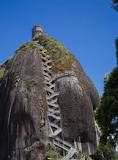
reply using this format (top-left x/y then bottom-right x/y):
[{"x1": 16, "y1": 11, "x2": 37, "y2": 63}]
[{"x1": 0, "y1": 0, "x2": 118, "y2": 93}]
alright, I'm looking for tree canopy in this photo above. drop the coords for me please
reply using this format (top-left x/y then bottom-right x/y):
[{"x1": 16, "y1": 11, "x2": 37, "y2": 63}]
[
  {"x1": 96, "y1": 66, "x2": 118, "y2": 146},
  {"x1": 115, "y1": 38, "x2": 118, "y2": 65}
]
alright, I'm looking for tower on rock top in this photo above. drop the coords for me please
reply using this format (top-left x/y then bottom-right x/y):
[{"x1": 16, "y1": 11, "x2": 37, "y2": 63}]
[{"x1": 32, "y1": 25, "x2": 43, "y2": 40}]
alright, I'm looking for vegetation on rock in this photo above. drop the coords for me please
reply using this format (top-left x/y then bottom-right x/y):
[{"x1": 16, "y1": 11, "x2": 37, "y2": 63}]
[
  {"x1": 37, "y1": 34, "x2": 75, "y2": 72},
  {"x1": 38, "y1": 34, "x2": 71, "y2": 56},
  {"x1": 0, "y1": 66, "x2": 5, "y2": 79},
  {"x1": 53, "y1": 54, "x2": 75, "y2": 72},
  {"x1": 44, "y1": 144, "x2": 62, "y2": 160},
  {"x1": 96, "y1": 67, "x2": 118, "y2": 146},
  {"x1": 0, "y1": 30, "x2": 100, "y2": 159},
  {"x1": 15, "y1": 36, "x2": 75, "y2": 73},
  {"x1": 15, "y1": 41, "x2": 38, "y2": 53}
]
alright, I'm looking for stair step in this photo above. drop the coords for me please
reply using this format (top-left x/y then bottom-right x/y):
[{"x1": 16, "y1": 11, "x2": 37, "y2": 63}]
[
  {"x1": 44, "y1": 76, "x2": 52, "y2": 82},
  {"x1": 49, "y1": 122, "x2": 60, "y2": 129},
  {"x1": 55, "y1": 137, "x2": 73, "y2": 149},
  {"x1": 48, "y1": 113, "x2": 61, "y2": 120},
  {"x1": 47, "y1": 102, "x2": 60, "y2": 109},
  {"x1": 46, "y1": 93, "x2": 59, "y2": 100},
  {"x1": 45, "y1": 81, "x2": 53, "y2": 86},
  {"x1": 49, "y1": 128, "x2": 62, "y2": 137},
  {"x1": 45, "y1": 88, "x2": 54, "y2": 95},
  {"x1": 48, "y1": 108, "x2": 60, "y2": 115},
  {"x1": 53, "y1": 140, "x2": 69, "y2": 152},
  {"x1": 42, "y1": 62, "x2": 52, "y2": 68},
  {"x1": 43, "y1": 68, "x2": 52, "y2": 75},
  {"x1": 46, "y1": 84, "x2": 55, "y2": 90},
  {"x1": 48, "y1": 99, "x2": 57, "y2": 104},
  {"x1": 43, "y1": 72, "x2": 51, "y2": 79},
  {"x1": 63, "y1": 148, "x2": 77, "y2": 160}
]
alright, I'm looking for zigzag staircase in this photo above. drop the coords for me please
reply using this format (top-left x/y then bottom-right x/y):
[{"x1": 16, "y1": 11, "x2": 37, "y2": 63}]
[{"x1": 38, "y1": 45, "x2": 79, "y2": 160}]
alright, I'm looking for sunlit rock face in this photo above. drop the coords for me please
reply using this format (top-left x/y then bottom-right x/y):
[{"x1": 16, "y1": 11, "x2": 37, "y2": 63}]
[{"x1": 0, "y1": 32, "x2": 100, "y2": 159}]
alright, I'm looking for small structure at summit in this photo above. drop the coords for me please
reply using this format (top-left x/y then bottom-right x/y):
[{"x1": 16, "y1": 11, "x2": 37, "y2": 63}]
[{"x1": 32, "y1": 25, "x2": 43, "y2": 40}]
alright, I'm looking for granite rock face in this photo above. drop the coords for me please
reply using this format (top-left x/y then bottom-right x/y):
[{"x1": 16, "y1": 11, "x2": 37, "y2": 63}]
[
  {"x1": 0, "y1": 33, "x2": 100, "y2": 159},
  {"x1": 0, "y1": 47, "x2": 48, "y2": 160},
  {"x1": 38, "y1": 35, "x2": 100, "y2": 154},
  {"x1": 56, "y1": 74, "x2": 97, "y2": 154}
]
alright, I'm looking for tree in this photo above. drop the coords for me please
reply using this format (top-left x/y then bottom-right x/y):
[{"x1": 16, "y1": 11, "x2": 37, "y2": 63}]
[
  {"x1": 112, "y1": 0, "x2": 118, "y2": 10},
  {"x1": 92, "y1": 144, "x2": 116, "y2": 160},
  {"x1": 115, "y1": 38, "x2": 118, "y2": 65},
  {"x1": 112, "y1": 0, "x2": 118, "y2": 3},
  {"x1": 96, "y1": 34, "x2": 118, "y2": 147},
  {"x1": 95, "y1": 0, "x2": 118, "y2": 156},
  {"x1": 96, "y1": 66, "x2": 118, "y2": 146}
]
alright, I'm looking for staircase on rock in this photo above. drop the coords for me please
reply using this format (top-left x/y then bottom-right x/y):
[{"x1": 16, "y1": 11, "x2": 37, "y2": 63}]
[{"x1": 38, "y1": 44, "x2": 79, "y2": 160}]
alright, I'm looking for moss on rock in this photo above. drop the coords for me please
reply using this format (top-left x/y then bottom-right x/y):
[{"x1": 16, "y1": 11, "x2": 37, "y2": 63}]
[
  {"x1": 0, "y1": 66, "x2": 5, "y2": 79},
  {"x1": 37, "y1": 34, "x2": 75, "y2": 73},
  {"x1": 15, "y1": 35, "x2": 75, "y2": 73},
  {"x1": 38, "y1": 34, "x2": 70, "y2": 55},
  {"x1": 15, "y1": 41, "x2": 38, "y2": 53},
  {"x1": 53, "y1": 54, "x2": 75, "y2": 72},
  {"x1": 45, "y1": 144, "x2": 62, "y2": 160}
]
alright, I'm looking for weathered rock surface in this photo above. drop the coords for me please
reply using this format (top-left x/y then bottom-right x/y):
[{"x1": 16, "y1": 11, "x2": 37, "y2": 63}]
[
  {"x1": 0, "y1": 47, "x2": 48, "y2": 160},
  {"x1": 38, "y1": 34, "x2": 100, "y2": 154},
  {"x1": 0, "y1": 32, "x2": 100, "y2": 159}
]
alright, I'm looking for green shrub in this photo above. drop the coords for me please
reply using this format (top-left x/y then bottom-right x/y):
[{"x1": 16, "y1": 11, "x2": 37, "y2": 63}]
[
  {"x1": 96, "y1": 67, "x2": 118, "y2": 146},
  {"x1": 44, "y1": 144, "x2": 63, "y2": 160},
  {"x1": 92, "y1": 144, "x2": 116, "y2": 160}
]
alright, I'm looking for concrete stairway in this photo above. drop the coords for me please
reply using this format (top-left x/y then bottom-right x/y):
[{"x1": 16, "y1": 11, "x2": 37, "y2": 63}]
[{"x1": 39, "y1": 45, "x2": 79, "y2": 160}]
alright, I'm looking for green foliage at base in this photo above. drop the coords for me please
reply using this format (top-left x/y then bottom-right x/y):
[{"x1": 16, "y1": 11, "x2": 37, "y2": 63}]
[
  {"x1": 96, "y1": 67, "x2": 118, "y2": 146},
  {"x1": 92, "y1": 144, "x2": 116, "y2": 160},
  {"x1": 0, "y1": 66, "x2": 5, "y2": 79},
  {"x1": 44, "y1": 144, "x2": 63, "y2": 160},
  {"x1": 115, "y1": 38, "x2": 118, "y2": 65},
  {"x1": 115, "y1": 152, "x2": 118, "y2": 159}
]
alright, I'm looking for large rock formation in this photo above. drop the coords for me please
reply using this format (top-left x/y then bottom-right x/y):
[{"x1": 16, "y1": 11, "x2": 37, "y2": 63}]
[
  {"x1": 0, "y1": 26, "x2": 99, "y2": 160},
  {"x1": 0, "y1": 46, "x2": 48, "y2": 160}
]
